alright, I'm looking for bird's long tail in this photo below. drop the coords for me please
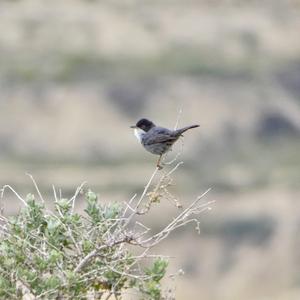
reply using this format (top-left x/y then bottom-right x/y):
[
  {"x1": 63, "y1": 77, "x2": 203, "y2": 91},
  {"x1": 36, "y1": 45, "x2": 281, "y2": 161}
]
[{"x1": 175, "y1": 124, "x2": 200, "y2": 135}]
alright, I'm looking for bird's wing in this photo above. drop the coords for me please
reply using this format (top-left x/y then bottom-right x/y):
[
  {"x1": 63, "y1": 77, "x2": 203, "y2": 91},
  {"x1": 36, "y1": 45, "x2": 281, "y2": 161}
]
[{"x1": 143, "y1": 128, "x2": 178, "y2": 145}]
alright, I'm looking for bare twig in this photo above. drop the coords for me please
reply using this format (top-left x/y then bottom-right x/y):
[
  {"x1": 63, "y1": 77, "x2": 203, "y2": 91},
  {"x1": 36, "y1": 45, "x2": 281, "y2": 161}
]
[
  {"x1": 1, "y1": 185, "x2": 28, "y2": 206},
  {"x1": 68, "y1": 181, "x2": 87, "y2": 213},
  {"x1": 174, "y1": 107, "x2": 183, "y2": 130},
  {"x1": 26, "y1": 173, "x2": 45, "y2": 204},
  {"x1": 140, "y1": 189, "x2": 213, "y2": 247}
]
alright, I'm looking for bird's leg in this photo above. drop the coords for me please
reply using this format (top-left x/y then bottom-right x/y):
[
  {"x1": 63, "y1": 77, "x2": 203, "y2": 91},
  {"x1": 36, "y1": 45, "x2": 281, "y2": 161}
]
[{"x1": 156, "y1": 155, "x2": 163, "y2": 170}]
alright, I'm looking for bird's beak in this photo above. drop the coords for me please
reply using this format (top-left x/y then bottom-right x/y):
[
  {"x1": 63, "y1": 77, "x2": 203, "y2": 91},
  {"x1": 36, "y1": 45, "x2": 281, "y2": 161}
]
[{"x1": 130, "y1": 125, "x2": 137, "y2": 128}]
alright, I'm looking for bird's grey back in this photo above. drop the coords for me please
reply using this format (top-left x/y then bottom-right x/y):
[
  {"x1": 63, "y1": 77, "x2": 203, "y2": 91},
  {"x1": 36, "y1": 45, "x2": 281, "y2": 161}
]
[{"x1": 149, "y1": 126, "x2": 174, "y2": 136}]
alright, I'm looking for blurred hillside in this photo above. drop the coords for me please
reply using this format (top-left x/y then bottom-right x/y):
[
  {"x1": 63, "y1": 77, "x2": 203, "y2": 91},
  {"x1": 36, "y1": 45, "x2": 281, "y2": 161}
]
[{"x1": 0, "y1": 1, "x2": 300, "y2": 299}]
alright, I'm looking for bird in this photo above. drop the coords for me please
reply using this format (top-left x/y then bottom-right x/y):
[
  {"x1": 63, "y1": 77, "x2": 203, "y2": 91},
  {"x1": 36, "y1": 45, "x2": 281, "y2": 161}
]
[{"x1": 130, "y1": 118, "x2": 200, "y2": 169}]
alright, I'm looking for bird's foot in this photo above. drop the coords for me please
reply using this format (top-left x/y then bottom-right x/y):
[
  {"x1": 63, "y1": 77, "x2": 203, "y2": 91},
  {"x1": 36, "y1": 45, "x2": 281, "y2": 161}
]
[{"x1": 157, "y1": 164, "x2": 163, "y2": 170}]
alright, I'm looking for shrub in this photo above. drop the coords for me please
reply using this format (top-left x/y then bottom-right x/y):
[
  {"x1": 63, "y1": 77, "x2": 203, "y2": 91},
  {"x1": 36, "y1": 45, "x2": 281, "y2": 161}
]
[{"x1": 0, "y1": 165, "x2": 212, "y2": 299}]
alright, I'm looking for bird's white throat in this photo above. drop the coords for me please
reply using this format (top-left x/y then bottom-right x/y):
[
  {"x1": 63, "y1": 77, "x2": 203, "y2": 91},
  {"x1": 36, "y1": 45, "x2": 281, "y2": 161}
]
[{"x1": 134, "y1": 128, "x2": 145, "y2": 142}]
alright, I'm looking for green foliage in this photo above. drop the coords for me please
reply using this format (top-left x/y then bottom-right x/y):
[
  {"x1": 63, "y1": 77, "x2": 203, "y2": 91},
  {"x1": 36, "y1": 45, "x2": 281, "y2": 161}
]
[
  {"x1": 0, "y1": 189, "x2": 169, "y2": 299},
  {"x1": 143, "y1": 259, "x2": 169, "y2": 300},
  {"x1": 145, "y1": 259, "x2": 168, "y2": 283}
]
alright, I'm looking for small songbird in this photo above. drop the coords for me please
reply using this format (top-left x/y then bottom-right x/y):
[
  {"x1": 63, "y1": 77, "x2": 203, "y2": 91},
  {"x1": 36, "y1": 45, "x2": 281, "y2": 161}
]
[{"x1": 130, "y1": 118, "x2": 199, "y2": 169}]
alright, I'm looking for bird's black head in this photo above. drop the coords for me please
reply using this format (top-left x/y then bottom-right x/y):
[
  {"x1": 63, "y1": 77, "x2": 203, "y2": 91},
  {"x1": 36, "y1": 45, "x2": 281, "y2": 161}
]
[{"x1": 131, "y1": 118, "x2": 155, "y2": 132}]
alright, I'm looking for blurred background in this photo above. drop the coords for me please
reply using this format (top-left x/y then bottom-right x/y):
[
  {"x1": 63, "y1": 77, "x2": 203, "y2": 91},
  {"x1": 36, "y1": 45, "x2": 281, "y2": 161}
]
[{"x1": 0, "y1": 0, "x2": 300, "y2": 299}]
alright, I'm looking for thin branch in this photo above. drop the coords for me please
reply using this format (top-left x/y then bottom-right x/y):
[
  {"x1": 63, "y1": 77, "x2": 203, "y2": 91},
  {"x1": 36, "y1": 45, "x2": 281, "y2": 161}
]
[
  {"x1": 74, "y1": 237, "x2": 132, "y2": 273},
  {"x1": 140, "y1": 189, "x2": 212, "y2": 246},
  {"x1": 135, "y1": 168, "x2": 159, "y2": 210},
  {"x1": 122, "y1": 167, "x2": 159, "y2": 227},
  {"x1": 74, "y1": 248, "x2": 98, "y2": 273},
  {"x1": 68, "y1": 181, "x2": 87, "y2": 214},
  {"x1": 105, "y1": 292, "x2": 113, "y2": 300},
  {"x1": 174, "y1": 107, "x2": 183, "y2": 130},
  {"x1": 1, "y1": 185, "x2": 28, "y2": 206},
  {"x1": 52, "y1": 185, "x2": 58, "y2": 202},
  {"x1": 122, "y1": 194, "x2": 137, "y2": 218},
  {"x1": 26, "y1": 173, "x2": 45, "y2": 204}
]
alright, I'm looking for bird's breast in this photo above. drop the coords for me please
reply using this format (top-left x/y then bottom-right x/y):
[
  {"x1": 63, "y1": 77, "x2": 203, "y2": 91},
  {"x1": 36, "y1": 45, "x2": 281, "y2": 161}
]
[{"x1": 134, "y1": 128, "x2": 145, "y2": 142}]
